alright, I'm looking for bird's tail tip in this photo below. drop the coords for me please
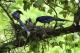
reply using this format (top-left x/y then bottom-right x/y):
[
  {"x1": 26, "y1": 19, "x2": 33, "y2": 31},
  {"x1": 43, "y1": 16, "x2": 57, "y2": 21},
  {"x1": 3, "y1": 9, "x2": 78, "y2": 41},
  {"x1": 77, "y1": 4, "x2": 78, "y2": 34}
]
[{"x1": 66, "y1": 20, "x2": 73, "y2": 22}]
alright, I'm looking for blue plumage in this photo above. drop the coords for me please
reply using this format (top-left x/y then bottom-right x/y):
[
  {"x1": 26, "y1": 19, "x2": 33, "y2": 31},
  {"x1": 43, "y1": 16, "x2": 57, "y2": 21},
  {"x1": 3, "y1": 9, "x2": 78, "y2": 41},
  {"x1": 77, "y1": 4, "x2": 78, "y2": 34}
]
[
  {"x1": 12, "y1": 10, "x2": 23, "y2": 20},
  {"x1": 12, "y1": 10, "x2": 30, "y2": 36},
  {"x1": 18, "y1": 19, "x2": 30, "y2": 36},
  {"x1": 36, "y1": 16, "x2": 53, "y2": 23},
  {"x1": 36, "y1": 16, "x2": 71, "y2": 24}
]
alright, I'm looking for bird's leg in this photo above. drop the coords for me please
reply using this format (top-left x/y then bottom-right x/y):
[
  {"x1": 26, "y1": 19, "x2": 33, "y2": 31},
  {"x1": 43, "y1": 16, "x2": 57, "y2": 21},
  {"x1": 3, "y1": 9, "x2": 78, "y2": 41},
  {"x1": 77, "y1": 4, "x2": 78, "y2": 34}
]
[
  {"x1": 34, "y1": 21, "x2": 37, "y2": 26},
  {"x1": 53, "y1": 21, "x2": 58, "y2": 29},
  {"x1": 56, "y1": 23, "x2": 64, "y2": 29},
  {"x1": 44, "y1": 23, "x2": 45, "y2": 28},
  {"x1": 47, "y1": 22, "x2": 50, "y2": 28}
]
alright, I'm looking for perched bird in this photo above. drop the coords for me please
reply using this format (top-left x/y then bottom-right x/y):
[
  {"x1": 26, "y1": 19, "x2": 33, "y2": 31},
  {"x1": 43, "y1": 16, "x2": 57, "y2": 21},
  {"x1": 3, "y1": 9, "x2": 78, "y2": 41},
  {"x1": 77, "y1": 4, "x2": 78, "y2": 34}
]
[
  {"x1": 12, "y1": 10, "x2": 30, "y2": 37},
  {"x1": 12, "y1": 10, "x2": 23, "y2": 20},
  {"x1": 35, "y1": 16, "x2": 71, "y2": 25}
]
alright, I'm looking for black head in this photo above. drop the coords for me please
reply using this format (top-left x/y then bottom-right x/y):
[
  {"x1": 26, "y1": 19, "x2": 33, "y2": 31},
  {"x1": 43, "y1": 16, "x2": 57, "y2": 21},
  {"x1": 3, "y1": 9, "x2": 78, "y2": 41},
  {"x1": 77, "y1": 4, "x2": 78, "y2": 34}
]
[{"x1": 16, "y1": 10, "x2": 23, "y2": 14}]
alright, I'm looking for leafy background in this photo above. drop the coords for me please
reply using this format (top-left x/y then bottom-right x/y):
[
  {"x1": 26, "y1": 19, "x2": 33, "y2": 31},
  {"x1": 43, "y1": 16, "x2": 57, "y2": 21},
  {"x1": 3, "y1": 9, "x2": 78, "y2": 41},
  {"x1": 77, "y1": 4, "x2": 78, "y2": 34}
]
[{"x1": 0, "y1": 0, "x2": 80, "y2": 53}]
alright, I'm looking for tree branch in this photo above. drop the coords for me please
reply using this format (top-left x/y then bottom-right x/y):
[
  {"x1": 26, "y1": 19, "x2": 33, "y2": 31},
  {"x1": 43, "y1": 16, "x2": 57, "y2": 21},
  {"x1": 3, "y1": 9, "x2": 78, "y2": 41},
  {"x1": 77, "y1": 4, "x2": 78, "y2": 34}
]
[
  {"x1": 0, "y1": 22, "x2": 80, "y2": 53},
  {"x1": 43, "y1": 0, "x2": 58, "y2": 16},
  {"x1": 0, "y1": 1, "x2": 79, "y2": 53},
  {"x1": 0, "y1": 4, "x2": 14, "y2": 23}
]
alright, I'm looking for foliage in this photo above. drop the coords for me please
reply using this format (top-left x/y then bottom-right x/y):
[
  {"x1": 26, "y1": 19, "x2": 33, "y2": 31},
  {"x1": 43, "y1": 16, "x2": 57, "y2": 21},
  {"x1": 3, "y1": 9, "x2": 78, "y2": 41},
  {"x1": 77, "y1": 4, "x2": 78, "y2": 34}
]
[{"x1": 0, "y1": 0, "x2": 80, "y2": 53}]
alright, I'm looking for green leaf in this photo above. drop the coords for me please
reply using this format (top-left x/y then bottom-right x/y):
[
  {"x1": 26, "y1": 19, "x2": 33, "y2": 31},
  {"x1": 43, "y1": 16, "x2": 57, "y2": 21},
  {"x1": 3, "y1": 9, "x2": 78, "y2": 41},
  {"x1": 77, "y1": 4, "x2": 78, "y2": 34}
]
[
  {"x1": 23, "y1": 1, "x2": 31, "y2": 11},
  {"x1": 48, "y1": 8, "x2": 53, "y2": 14}
]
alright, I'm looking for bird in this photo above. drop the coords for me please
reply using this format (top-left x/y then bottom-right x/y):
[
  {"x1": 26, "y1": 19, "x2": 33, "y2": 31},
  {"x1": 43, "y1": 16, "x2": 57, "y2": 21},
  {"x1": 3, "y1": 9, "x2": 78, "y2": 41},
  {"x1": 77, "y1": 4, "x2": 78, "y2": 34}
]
[
  {"x1": 35, "y1": 16, "x2": 72, "y2": 27},
  {"x1": 12, "y1": 10, "x2": 30, "y2": 37},
  {"x1": 12, "y1": 10, "x2": 23, "y2": 20}
]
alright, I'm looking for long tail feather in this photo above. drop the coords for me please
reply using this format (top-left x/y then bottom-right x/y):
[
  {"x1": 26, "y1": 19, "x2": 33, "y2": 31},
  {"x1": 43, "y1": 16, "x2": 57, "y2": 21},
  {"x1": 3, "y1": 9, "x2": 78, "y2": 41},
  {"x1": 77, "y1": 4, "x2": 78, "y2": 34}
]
[{"x1": 53, "y1": 17, "x2": 72, "y2": 22}]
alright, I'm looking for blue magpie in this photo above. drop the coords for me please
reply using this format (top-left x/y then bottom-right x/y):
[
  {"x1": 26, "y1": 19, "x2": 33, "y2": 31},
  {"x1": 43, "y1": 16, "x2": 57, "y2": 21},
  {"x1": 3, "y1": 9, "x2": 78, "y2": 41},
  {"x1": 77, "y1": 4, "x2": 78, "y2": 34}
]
[
  {"x1": 12, "y1": 10, "x2": 23, "y2": 20},
  {"x1": 12, "y1": 10, "x2": 30, "y2": 37},
  {"x1": 35, "y1": 16, "x2": 71, "y2": 25}
]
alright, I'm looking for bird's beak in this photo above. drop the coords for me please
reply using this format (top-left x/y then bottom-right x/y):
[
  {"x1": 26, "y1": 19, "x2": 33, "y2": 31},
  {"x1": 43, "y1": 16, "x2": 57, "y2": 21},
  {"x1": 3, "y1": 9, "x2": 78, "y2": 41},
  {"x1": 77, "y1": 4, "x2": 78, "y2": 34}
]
[
  {"x1": 20, "y1": 12, "x2": 23, "y2": 14},
  {"x1": 16, "y1": 10, "x2": 23, "y2": 14}
]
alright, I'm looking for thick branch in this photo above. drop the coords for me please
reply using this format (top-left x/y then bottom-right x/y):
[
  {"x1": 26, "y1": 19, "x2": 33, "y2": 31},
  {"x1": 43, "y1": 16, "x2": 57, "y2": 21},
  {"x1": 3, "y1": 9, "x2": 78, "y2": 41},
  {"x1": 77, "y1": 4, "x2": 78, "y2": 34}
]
[
  {"x1": 45, "y1": 25, "x2": 80, "y2": 38},
  {"x1": 0, "y1": 24, "x2": 80, "y2": 53}
]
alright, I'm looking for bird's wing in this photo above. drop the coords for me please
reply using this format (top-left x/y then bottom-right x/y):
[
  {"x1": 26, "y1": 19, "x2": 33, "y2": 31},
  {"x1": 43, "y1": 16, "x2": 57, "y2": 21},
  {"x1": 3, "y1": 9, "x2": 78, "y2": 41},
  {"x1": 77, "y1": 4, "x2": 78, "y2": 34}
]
[{"x1": 18, "y1": 19, "x2": 30, "y2": 37}]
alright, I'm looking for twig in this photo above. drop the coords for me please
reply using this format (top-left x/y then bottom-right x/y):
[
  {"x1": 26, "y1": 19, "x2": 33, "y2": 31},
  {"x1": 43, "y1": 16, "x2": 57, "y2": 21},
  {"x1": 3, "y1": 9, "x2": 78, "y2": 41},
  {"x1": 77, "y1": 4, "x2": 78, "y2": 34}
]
[
  {"x1": 0, "y1": 4, "x2": 14, "y2": 23},
  {"x1": 51, "y1": 2, "x2": 64, "y2": 9},
  {"x1": 43, "y1": 0, "x2": 58, "y2": 16}
]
